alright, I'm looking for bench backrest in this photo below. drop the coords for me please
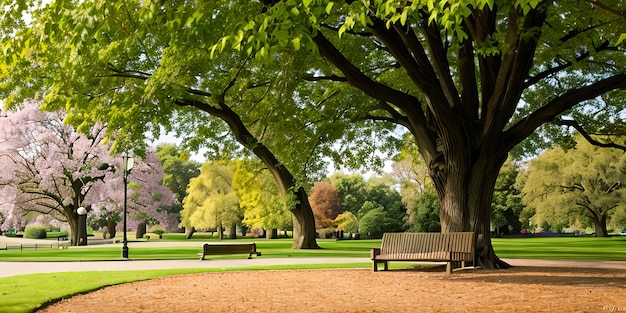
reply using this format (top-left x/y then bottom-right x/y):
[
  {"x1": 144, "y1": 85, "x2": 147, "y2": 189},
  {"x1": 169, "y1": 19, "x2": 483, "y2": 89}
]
[
  {"x1": 202, "y1": 243, "x2": 257, "y2": 255},
  {"x1": 380, "y1": 232, "x2": 475, "y2": 255}
]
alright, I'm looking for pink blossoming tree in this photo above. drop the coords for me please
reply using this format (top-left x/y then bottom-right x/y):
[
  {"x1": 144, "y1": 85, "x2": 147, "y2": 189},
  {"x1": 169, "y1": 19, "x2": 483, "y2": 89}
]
[{"x1": 0, "y1": 103, "x2": 178, "y2": 245}]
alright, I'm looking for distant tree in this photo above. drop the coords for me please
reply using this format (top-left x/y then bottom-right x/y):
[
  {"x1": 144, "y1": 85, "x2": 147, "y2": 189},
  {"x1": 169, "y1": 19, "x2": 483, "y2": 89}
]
[
  {"x1": 328, "y1": 172, "x2": 406, "y2": 234},
  {"x1": 156, "y1": 143, "x2": 201, "y2": 203},
  {"x1": 520, "y1": 138, "x2": 626, "y2": 236},
  {"x1": 309, "y1": 182, "x2": 342, "y2": 229},
  {"x1": 334, "y1": 211, "x2": 359, "y2": 233},
  {"x1": 181, "y1": 161, "x2": 242, "y2": 239},
  {"x1": 327, "y1": 173, "x2": 368, "y2": 215},
  {"x1": 233, "y1": 159, "x2": 292, "y2": 238},
  {"x1": 156, "y1": 143, "x2": 201, "y2": 227},
  {"x1": 408, "y1": 186, "x2": 441, "y2": 233},
  {"x1": 491, "y1": 158, "x2": 525, "y2": 235},
  {"x1": 359, "y1": 205, "x2": 396, "y2": 238}
]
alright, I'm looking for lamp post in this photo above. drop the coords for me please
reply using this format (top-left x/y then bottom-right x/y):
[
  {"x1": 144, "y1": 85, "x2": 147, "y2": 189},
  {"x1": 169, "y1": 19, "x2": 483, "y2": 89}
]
[
  {"x1": 77, "y1": 206, "x2": 88, "y2": 246},
  {"x1": 122, "y1": 153, "x2": 134, "y2": 259}
]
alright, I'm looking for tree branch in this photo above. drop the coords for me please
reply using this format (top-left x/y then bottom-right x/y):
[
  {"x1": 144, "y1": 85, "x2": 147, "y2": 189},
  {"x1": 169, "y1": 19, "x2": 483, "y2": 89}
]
[
  {"x1": 525, "y1": 40, "x2": 618, "y2": 88},
  {"x1": 504, "y1": 73, "x2": 626, "y2": 150},
  {"x1": 583, "y1": 0, "x2": 626, "y2": 20},
  {"x1": 553, "y1": 119, "x2": 626, "y2": 152}
]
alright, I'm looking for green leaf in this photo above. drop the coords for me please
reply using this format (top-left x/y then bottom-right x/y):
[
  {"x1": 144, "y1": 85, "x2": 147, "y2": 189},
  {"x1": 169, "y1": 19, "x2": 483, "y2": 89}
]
[
  {"x1": 325, "y1": 2, "x2": 334, "y2": 14},
  {"x1": 291, "y1": 37, "x2": 301, "y2": 51}
]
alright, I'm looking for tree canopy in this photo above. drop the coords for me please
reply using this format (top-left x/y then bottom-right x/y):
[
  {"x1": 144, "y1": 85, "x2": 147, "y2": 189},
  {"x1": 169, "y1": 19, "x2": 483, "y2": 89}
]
[{"x1": 520, "y1": 137, "x2": 626, "y2": 236}]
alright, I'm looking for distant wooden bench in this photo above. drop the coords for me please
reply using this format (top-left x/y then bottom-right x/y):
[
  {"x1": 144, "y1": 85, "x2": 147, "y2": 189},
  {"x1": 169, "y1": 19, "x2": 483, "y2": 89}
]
[
  {"x1": 200, "y1": 243, "x2": 261, "y2": 260},
  {"x1": 371, "y1": 232, "x2": 475, "y2": 274}
]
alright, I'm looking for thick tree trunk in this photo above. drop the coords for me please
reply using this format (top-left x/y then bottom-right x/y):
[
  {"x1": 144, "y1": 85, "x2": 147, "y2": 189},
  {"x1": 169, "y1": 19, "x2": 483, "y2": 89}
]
[
  {"x1": 106, "y1": 219, "x2": 117, "y2": 238},
  {"x1": 266, "y1": 228, "x2": 278, "y2": 239},
  {"x1": 433, "y1": 145, "x2": 510, "y2": 270},
  {"x1": 291, "y1": 187, "x2": 321, "y2": 249},
  {"x1": 68, "y1": 216, "x2": 80, "y2": 246},
  {"x1": 228, "y1": 223, "x2": 237, "y2": 239},
  {"x1": 217, "y1": 225, "x2": 224, "y2": 240},
  {"x1": 185, "y1": 226, "x2": 195, "y2": 239},
  {"x1": 593, "y1": 214, "x2": 609, "y2": 237},
  {"x1": 135, "y1": 220, "x2": 147, "y2": 239}
]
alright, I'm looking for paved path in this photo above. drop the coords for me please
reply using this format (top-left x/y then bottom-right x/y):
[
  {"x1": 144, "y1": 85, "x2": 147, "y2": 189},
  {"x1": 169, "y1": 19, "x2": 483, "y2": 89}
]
[
  {"x1": 0, "y1": 258, "x2": 374, "y2": 278},
  {"x1": 2, "y1": 236, "x2": 626, "y2": 278}
]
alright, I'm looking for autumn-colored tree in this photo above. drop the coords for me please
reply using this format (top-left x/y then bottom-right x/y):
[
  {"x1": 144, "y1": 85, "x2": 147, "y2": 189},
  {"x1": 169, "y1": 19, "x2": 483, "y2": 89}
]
[
  {"x1": 309, "y1": 182, "x2": 342, "y2": 229},
  {"x1": 334, "y1": 211, "x2": 359, "y2": 233}
]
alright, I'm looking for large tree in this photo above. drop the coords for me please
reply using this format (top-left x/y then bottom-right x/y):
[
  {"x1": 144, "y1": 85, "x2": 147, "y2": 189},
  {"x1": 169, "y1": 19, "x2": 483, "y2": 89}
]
[
  {"x1": 211, "y1": 0, "x2": 625, "y2": 268},
  {"x1": 520, "y1": 137, "x2": 625, "y2": 237},
  {"x1": 0, "y1": 0, "x2": 395, "y2": 249},
  {"x1": 0, "y1": 103, "x2": 178, "y2": 244}
]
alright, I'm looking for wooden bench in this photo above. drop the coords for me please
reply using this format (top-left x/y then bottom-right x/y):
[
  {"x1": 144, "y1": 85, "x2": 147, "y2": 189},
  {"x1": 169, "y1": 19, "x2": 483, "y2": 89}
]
[
  {"x1": 200, "y1": 243, "x2": 262, "y2": 260},
  {"x1": 371, "y1": 232, "x2": 475, "y2": 274}
]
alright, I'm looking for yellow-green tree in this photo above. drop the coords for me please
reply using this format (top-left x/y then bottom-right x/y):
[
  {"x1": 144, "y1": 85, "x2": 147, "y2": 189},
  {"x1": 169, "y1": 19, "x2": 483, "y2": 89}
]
[
  {"x1": 520, "y1": 138, "x2": 626, "y2": 236},
  {"x1": 233, "y1": 160, "x2": 291, "y2": 239},
  {"x1": 181, "y1": 161, "x2": 241, "y2": 240}
]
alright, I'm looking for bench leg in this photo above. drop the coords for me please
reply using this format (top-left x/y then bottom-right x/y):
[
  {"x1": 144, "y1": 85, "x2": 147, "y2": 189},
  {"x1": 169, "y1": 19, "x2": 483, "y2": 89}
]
[
  {"x1": 446, "y1": 262, "x2": 452, "y2": 275},
  {"x1": 372, "y1": 260, "x2": 388, "y2": 272}
]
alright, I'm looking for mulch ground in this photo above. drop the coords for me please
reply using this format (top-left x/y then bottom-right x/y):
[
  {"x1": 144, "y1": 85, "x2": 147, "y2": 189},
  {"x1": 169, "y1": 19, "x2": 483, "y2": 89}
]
[{"x1": 37, "y1": 266, "x2": 626, "y2": 313}]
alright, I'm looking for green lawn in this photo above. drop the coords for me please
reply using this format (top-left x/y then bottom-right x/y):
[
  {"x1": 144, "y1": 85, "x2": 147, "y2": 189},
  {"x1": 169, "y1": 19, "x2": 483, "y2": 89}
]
[
  {"x1": 492, "y1": 236, "x2": 626, "y2": 260},
  {"x1": 1, "y1": 235, "x2": 625, "y2": 313},
  {"x1": 2, "y1": 236, "x2": 625, "y2": 261}
]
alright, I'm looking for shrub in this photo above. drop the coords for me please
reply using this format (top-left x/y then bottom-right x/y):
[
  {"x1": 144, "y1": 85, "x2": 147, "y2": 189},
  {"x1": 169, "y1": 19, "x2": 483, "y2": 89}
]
[
  {"x1": 149, "y1": 225, "x2": 166, "y2": 238},
  {"x1": 24, "y1": 226, "x2": 47, "y2": 239}
]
